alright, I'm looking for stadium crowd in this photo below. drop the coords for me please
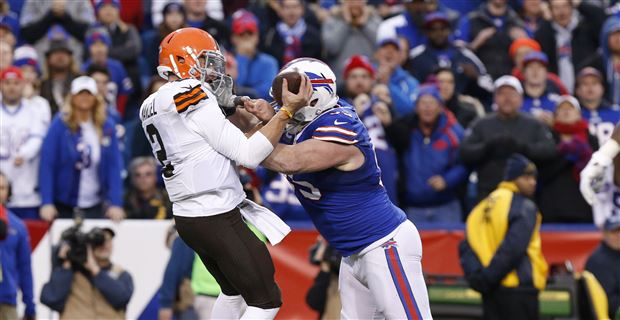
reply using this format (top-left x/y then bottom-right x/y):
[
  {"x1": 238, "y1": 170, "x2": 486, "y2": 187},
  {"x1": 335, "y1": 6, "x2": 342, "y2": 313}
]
[{"x1": 1, "y1": 0, "x2": 620, "y2": 318}]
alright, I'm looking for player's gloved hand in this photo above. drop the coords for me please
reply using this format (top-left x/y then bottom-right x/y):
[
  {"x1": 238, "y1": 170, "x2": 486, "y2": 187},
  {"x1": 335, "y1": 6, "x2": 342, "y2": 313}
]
[
  {"x1": 281, "y1": 74, "x2": 313, "y2": 115},
  {"x1": 211, "y1": 74, "x2": 239, "y2": 109},
  {"x1": 580, "y1": 150, "x2": 613, "y2": 205},
  {"x1": 467, "y1": 271, "x2": 492, "y2": 295}
]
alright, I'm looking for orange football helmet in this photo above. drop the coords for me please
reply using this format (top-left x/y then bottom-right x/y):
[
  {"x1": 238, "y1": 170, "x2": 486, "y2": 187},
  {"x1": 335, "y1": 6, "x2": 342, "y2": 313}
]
[{"x1": 157, "y1": 27, "x2": 225, "y2": 83}]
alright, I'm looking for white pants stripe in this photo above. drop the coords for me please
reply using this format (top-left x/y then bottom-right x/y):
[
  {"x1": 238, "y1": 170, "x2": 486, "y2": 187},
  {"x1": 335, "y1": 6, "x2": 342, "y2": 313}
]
[{"x1": 339, "y1": 220, "x2": 433, "y2": 319}]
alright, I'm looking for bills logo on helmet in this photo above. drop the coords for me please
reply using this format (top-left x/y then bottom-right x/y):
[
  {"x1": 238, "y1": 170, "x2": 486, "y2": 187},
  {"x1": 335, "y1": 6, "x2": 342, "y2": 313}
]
[{"x1": 306, "y1": 72, "x2": 335, "y2": 95}]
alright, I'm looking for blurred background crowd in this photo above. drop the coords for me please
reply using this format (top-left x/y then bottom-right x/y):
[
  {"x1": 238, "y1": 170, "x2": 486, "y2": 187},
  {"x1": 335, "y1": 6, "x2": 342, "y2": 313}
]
[{"x1": 1, "y1": 0, "x2": 620, "y2": 319}]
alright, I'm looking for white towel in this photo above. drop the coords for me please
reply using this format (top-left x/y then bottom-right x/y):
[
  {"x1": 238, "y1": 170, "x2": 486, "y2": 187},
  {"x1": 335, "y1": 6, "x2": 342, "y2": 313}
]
[{"x1": 238, "y1": 199, "x2": 291, "y2": 245}]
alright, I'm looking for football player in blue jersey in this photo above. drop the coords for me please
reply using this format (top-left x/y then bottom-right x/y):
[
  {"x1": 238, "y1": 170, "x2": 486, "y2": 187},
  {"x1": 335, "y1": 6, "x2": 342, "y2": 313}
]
[{"x1": 248, "y1": 58, "x2": 432, "y2": 319}]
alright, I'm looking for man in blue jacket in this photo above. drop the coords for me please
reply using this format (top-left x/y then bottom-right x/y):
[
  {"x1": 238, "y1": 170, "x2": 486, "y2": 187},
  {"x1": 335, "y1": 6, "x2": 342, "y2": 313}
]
[
  {"x1": 383, "y1": 85, "x2": 468, "y2": 222},
  {"x1": 407, "y1": 12, "x2": 493, "y2": 102},
  {"x1": 40, "y1": 226, "x2": 133, "y2": 319},
  {"x1": 0, "y1": 172, "x2": 35, "y2": 320}
]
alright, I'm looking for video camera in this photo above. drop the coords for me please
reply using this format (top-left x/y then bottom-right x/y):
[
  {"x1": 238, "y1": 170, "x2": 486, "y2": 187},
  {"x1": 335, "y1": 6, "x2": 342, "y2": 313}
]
[{"x1": 59, "y1": 222, "x2": 108, "y2": 268}]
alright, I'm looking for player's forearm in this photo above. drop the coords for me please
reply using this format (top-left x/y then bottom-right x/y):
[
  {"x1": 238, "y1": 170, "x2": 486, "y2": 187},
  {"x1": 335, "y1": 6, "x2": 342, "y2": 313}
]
[
  {"x1": 256, "y1": 111, "x2": 292, "y2": 146},
  {"x1": 261, "y1": 144, "x2": 302, "y2": 175}
]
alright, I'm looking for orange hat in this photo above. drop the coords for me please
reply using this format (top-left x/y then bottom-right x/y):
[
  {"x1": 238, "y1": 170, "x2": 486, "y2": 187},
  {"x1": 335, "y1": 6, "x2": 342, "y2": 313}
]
[{"x1": 509, "y1": 38, "x2": 541, "y2": 59}]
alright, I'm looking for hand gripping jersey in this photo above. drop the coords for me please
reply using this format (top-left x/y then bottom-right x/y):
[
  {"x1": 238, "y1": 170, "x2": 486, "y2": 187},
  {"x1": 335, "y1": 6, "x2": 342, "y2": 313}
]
[
  {"x1": 285, "y1": 100, "x2": 406, "y2": 256},
  {"x1": 139, "y1": 78, "x2": 247, "y2": 217}
]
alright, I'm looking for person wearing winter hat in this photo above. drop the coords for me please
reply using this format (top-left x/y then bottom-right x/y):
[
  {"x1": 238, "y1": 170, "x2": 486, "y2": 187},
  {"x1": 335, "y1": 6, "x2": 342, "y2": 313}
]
[
  {"x1": 460, "y1": 75, "x2": 556, "y2": 201},
  {"x1": 141, "y1": 2, "x2": 187, "y2": 76},
  {"x1": 460, "y1": 153, "x2": 548, "y2": 320},
  {"x1": 342, "y1": 54, "x2": 400, "y2": 203},
  {"x1": 12, "y1": 45, "x2": 42, "y2": 99},
  {"x1": 81, "y1": 29, "x2": 133, "y2": 118},
  {"x1": 537, "y1": 95, "x2": 597, "y2": 223},
  {"x1": 383, "y1": 84, "x2": 467, "y2": 222},
  {"x1": 0, "y1": 66, "x2": 50, "y2": 220},
  {"x1": 509, "y1": 38, "x2": 568, "y2": 95},
  {"x1": 520, "y1": 51, "x2": 563, "y2": 125}
]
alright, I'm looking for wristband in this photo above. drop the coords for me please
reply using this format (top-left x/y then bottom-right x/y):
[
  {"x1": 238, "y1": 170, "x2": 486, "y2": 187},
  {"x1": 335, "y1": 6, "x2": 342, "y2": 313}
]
[{"x1": 279, "y1": 107, "x2": 293, "y2": 119}]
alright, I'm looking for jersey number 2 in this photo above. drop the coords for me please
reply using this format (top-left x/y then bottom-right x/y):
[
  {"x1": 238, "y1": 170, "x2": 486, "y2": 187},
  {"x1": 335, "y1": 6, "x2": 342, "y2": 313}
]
[{"x1": 146, "y1": 124, "x2": 174, "y2": 178}]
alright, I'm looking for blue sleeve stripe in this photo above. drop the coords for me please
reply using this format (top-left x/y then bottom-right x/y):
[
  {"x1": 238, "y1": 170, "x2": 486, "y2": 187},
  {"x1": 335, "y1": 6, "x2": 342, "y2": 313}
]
[{"x1": 315, "y1": 126, "x2": 357, "y2": 136}]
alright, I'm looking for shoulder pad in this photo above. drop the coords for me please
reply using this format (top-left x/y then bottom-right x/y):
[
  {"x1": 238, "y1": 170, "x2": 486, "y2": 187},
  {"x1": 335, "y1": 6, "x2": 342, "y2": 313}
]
[{"x1": 309, "y1": 108, "x2": 361, "y2": 145}]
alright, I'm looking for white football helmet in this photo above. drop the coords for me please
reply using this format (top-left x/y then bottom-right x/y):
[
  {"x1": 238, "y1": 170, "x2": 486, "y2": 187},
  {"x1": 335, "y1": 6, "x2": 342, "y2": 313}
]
[{"x1": 276, "y1": 58, "x2": 339, "y2": 125}]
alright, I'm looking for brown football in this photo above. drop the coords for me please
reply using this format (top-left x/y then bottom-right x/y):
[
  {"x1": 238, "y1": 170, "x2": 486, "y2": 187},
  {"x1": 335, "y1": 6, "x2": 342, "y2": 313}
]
[{"x1": 271, "y1": 71, "x2": 303, "y2": 106}]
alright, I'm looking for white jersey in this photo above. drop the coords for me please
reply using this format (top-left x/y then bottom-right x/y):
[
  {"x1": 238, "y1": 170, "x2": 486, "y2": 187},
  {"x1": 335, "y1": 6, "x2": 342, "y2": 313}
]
[
  {"x1": 139, "y1": 78, "x2": 273, "y2": 217},
  {"x1": 593, "y1": 165, "x2": 620, "y2": 228},
  {"x1": 0, "y1": 96, "x2": 51, "y2": 207}
]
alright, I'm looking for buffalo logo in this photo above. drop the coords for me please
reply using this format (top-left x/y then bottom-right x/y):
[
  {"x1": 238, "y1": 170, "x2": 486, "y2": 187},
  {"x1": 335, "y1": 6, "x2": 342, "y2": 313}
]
[{"x1": 305, "y1": 72, "x2": 334, "y2": 95}]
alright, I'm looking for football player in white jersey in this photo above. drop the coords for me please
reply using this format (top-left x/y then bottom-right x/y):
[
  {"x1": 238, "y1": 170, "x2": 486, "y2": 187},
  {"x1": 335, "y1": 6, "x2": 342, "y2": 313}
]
[
  {"x1": 582, "y1": 123, "x2": 620, "y2": 205},
  {"x1": 139, "y1": 28, "x2": 311, "y2": 319},
  {"x1": 0, "y1": 66, "x2": 50, "y2": 220}
]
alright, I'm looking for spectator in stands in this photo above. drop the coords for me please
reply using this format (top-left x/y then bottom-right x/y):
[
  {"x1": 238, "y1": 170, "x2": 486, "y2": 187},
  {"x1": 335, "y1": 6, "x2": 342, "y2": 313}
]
[
  {"x1": 230, "y1": 9, "x2": 278, "y2": 100},
  {"x1": 517, "y1": 0, "x2": 550, "y2": 37},
  {"x1": 92, "y1": 0, "x2": 141, "y2": 117},
  {"x1": 377, "y1": 0, "x2": 457, "y2": 54},
  {"x1": 0, "y1": 2, "x2": 20, "y2": 45},
  {"x1": 12, "y1": 45, "x2": 43, "y2": 100},
  {"x1": 0, "y1": 67, "x2": 50, "y2": 220},
  {"x1": 586, "y1": 215, "x2": 620, "y2": 319},
  {"x1": 537, "y1": 96, "x2": 595, "y2": 223},
  {"x1": 0, "y1": 39, "x2": 12, "y2": 72},
  {"x1": 124, "y1": 157, "x2": 172, "y2": 219},
  {"x1": 183, "y1": 0, "x2": 230, "y2": 49},
  {"x1": 534, "y1": 0, "x2": 606, "y2": 93},
  {"x1": 82, "y1": 29, "x2": 133, "y2": 118},
  {"x1": 575, "y1": 67, "x2": 620, "y2": 146},
  {"x1": 142, "y1": 2, "x2": 186, "y2": 76},
  {"x1": 433, "y1": 67, "x2": 484, "y2": 129},
  {"x1": 0, "y1": 172, "x2": 36, "y2": 320},
  {"x1": 321, "y1": 0, "x2": 380, "y2": 79},
  {"x1": 460, "y1": 76, "x2": 556, "y2": 201},
  {"x1": 262, "y1": 0, "x2": 322, "y2": 67},
  {"x1": 374, "y1": 38, "x2": 419, "y2": 117},
  {"x1": 383, "y1": 85, "x2": 467, "y2": 222},
  {"x1": 460, "y1": 154, "x2": 548, "y2": 320},
  {"x1": 341, "y1": 55, "x2": 399, "y2": 202},
  {"x1": 38, "y1": 76, "x2": 124, "y2": 221},
  {"x1": 520, "y1": 52, "x2": 562, "y2": 124},
  {"x1": 601, "y1": 16, "x2": 620, "y2": 106},
  {"x1": 407, "y1": 12, "x2": 493, "y2": 102},
  {"x1": 40, "y1": 226, "x2": 134, "y2": 319},
  {"x1": 0, "y1": 16, "x2": 17, "y2": 47},
  {"x1": 455, "y1": 0, "x2": 527, "y2": 80},
  {"x1": 509, "y1": 38, "x2": 568, "y2": 95},
  {"x1": 40, "y1": 39, "x2": 79, "y2": 115},
  {"x1": 86, "y1": 64, "x2": 121, "y2": 125},
  {"x1": 20, "y1": 0, "x2": 94, "y2": 63}
]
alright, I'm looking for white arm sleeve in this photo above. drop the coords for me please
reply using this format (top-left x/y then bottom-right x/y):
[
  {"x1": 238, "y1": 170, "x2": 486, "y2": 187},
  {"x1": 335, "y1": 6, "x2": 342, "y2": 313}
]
[{"x1": 184, "y1": 101, "x2": 274, "y2": 169}]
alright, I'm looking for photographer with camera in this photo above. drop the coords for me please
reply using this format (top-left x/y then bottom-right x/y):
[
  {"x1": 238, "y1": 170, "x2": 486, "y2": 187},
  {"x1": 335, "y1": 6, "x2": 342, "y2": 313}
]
[
  {"x1": 305, "y1": 236, "x2": 342, "y2": 320},
  {"x1": 40, "y1": 226, "x2": 134, "y2": 319}
]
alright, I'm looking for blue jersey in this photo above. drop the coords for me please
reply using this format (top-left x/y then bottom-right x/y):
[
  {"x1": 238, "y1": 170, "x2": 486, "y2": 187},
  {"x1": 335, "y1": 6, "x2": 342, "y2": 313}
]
[
  {"x1": 582, "y1": 105, "x2": 620, "y2": 146},
  {"x1": 285, "y1": 102, "x2": 406, "y2": 256}
]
